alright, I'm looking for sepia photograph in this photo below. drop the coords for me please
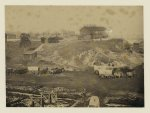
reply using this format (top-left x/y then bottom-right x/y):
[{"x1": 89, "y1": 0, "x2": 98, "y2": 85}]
[{"x1": 5, "y1": 5, "x2": 144, "y2": 107}]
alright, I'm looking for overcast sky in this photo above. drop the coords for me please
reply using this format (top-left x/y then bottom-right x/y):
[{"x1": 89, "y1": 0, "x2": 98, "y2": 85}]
[{"x1": 5, "y1": 6, "x2": 143, "y2": 41}]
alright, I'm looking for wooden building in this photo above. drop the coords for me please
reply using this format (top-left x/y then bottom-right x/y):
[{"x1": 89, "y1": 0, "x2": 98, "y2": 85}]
[
  {"x1": 23, "y1": 50, "x2": 37, "y2": 61},
  {"x1": 79, "y1": 26, "x2": 108, "y2": 40},
  {"x1": 48, "y1": 37, "x2": 59, "y2": 43}
]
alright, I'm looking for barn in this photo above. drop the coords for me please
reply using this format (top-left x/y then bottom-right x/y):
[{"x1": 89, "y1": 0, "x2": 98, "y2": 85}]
[{"x1": 79, "y1": 26, "x2": 108, "y2": 40}]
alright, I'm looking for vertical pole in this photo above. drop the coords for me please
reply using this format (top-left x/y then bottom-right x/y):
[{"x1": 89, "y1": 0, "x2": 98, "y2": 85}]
[
  {"x1": 48, "y1": 93, "x2": 51, "y2": 104},
  {"x1": 41, "y1": 93, "x2": 44, "y2": 107},
  {"x1": 55, "y1": 92, "x2": 58, "y2": 102},
  {"x1": 83, "y1": 89, "x2": 86, "y2": 107}
]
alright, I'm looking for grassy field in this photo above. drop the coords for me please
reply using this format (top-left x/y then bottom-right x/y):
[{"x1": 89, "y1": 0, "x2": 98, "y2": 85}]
[
  {"x1": 6, "y1": 41, "x2": 41, "y2": 66},
  {"x1": 6, "y1": 68, "x2": 144, "y2": 97}
]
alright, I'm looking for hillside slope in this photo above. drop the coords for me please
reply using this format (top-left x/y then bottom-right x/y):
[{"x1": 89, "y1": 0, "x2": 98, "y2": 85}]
[{"x1": 36, "y1": 38, "x2": 143, "y2": 70}]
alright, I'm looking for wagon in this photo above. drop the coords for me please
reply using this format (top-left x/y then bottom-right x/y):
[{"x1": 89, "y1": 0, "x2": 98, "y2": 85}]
[
  {"x1": 49, "y1": 67, "x2": 65, "y2": 74},
  {"x1": 94, "y1": 65, "x2": 113, "y2": 78}
]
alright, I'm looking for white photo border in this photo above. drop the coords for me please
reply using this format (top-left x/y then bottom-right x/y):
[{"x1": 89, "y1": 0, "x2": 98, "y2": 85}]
[{"x1": 0, "y1": 0, "x2": 150, "y2": 113}]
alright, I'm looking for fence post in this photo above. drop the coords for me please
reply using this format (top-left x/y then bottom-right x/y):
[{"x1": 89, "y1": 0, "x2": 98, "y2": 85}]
[
  {"x1": 48, "y1": 93, "x2": 51, "y2": 104},
  {"x1": 41, "y1": 93, "x2": 44, "y2": 107},
  {"x1": 30, "y1": 96, "x2": 35, "y2": 107}
]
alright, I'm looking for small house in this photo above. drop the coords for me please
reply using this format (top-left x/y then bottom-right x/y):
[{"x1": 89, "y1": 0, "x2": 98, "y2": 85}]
[{"x1": 23, "y1": 50, "x2": 37, "y2": 61}]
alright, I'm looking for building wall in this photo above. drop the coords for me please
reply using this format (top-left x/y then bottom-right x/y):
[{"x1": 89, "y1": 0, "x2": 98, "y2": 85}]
[
  {"x1": 80, "y1": 28, "x2": 107, "y2": 40},
  {"x1": 24, "y1": 52, "x2": 37, "y2": 61},
  {"x1": 6, "y1": 33, "x2": 16, "y2": 39}
]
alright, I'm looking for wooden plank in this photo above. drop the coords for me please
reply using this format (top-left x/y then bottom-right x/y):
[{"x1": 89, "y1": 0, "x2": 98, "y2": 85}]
[{"x1": 7, "y1": 91, "x2": 40, "y2": 97}]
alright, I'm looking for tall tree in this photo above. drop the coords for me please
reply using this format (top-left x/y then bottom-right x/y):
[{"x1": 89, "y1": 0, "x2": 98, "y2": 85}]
[
  {"x1": 41, "y1": 37, "x2": 46, "y2": 43},
  {"x1": 19, "y1": 33, "x2": 31, "y2": 51}
]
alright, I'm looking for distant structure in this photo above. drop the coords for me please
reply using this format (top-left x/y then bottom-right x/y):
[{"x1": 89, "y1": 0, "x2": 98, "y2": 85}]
[
  {"x1": 48, "y1": 37, "x2": 59, "y2": 43},
  {"x1": 40, "y1": 36, "x2": 63, "y2": 44},
  {"x1": 5, "y1": 33, "x2": 16, "y2": 40},
  {"x1": 132, "y1": 41, "x2": 144, "y2": 53},
  {"x1": 62, "y1": 30, "x2": 76, "y2": 38},
  {"x1": 79, "y1": 26, "x2": 108, "y2": 41}
]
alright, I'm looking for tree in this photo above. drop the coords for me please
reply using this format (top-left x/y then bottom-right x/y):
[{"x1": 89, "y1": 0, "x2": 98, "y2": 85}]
[{"x1": 19, "y1": 33, "x2": 31, "y2": 51}]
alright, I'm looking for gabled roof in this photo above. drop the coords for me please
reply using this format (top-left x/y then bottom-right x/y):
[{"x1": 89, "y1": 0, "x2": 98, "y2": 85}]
[{"x1": 24, "y1": 50, "x2": 37, "y2": 55}]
